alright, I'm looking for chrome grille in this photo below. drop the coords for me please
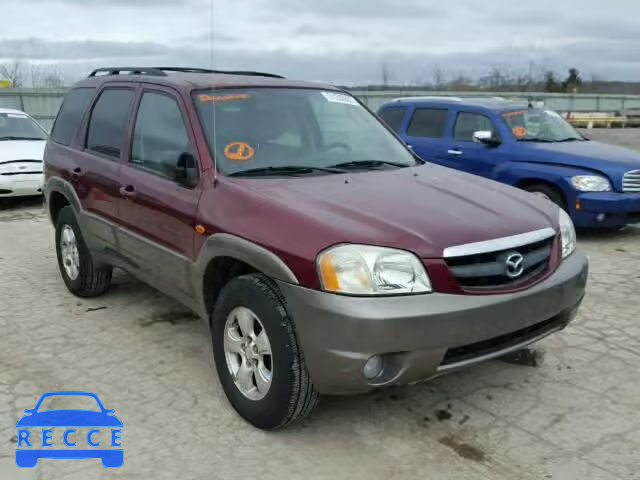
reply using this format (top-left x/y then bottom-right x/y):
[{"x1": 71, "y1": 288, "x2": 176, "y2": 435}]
[{"x1": 623, "y1": 170, "x2": 640, "y2": 193}]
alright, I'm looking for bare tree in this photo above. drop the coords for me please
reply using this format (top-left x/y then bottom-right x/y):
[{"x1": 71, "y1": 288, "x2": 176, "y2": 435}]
[
  {"x1": 30, "y1": 64, "x2": 65, "y2": 87},
  {"x1": 431, "y1": 65, "x2": 445, "y2": 90},
  {"x1": 0, "y1": 60, "x2": 26, "y2": 88},
  {"x1": 381, "y1": 63, "x2": 391, "y2": 88}
]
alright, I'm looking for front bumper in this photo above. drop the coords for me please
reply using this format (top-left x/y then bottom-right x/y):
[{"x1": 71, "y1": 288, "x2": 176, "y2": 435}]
[
  {"x1": 0, "y1": 174, "x2": 44, "y2": 197},
  {"x1": 279, "y1": 252, "x2": 588, "y2": 395},
  {"x1": 574, "y1": 192, "x2": 640, "y2": 227}
]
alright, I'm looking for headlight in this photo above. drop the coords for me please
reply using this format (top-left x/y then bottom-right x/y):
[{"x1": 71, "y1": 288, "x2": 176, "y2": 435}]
[
  {"x1": 317, "y1": 244, "x2": 432, "y2": 295},
  {"x1": 570, "y1": 175, "x2": 611, "y2": 192},
  {"x1": 558, "y1": 209, "x2": 576, "y2": 259}
]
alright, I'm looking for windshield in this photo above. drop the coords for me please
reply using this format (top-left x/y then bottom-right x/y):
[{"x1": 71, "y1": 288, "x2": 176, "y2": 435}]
[
  {"x1": 36, "y1": 395, "x2": 102, "y2": 412},
  {"x1": 0, "y1": 112, "x2": 47, "y2": 141},
  {"x1": 193, "y1": 88, "x2": 418, "y2": 176},
  {"x1": 502, "y1": 109, "x2": 584, "y2": 142}
]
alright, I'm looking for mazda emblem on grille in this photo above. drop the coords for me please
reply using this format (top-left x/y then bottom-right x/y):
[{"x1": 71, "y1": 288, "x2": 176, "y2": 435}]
[{"x1": 504, "y1": 252, "x2": 525, "y2": 279}]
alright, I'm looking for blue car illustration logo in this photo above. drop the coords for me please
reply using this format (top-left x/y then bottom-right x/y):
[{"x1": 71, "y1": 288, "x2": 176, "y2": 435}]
[{"x1": 15, "y1": 391, "x2": 123, "y2": 468}]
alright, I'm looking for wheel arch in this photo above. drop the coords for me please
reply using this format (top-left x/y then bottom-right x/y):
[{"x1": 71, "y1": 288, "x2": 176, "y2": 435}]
[
  {"x1": 196, "y1": 233, "x2": 299, "y2": 321},
  {"x1": 45, "y1": 177, "x2": 82, "y2": 225}
]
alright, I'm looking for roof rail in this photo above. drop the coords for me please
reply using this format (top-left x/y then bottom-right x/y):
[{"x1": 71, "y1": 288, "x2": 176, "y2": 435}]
[
  {"x1": 157, "y1": 67, "x2": 285, "y2": 79},
  {"x1": 88, "y1": 67, "x2": 285, "y2": 79},
  {"x1": 393, "y1": 96, "x2": 464, "y2": 102},
  {"x1": 88, "y1": 67, "x2": 167, "y2": 77}
]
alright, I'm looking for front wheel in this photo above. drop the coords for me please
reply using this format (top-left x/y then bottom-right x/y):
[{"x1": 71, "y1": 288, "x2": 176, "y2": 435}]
[
  {"x1": 55, "y1": 206, "x2": 112, "y2": 297},
  {"x1": 523, "y1": 183, "x2": 567, "y2": 210},
  {"x1": 211, "y1": 274, "x2": 318, "y2": 429}
]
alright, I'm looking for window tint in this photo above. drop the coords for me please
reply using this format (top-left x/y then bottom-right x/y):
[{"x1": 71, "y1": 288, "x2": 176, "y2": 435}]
[
  {"x1": 86, "y1": 89, "x2": 135, "y2": 159},
  {"x1": 454, "y1": 112, "x2": 497, "y2": 142},
  {"x1": 379, "y1": 106, "x2": 407, "y2": 132},
  {"x1": 50, "y1": 88, "x2": 95, "y2": 145},
  {"x1": 131, "y1": 92, "x2": 195, "y2": 183},
  {"x1": 407, "y1": 108, "x2": 448, "y2": 138}
]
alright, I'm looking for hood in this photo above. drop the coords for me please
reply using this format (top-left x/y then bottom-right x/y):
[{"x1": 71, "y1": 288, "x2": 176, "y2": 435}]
[
  {"x1": 16, "y1": 410, "x2": 123, "y2": 427},
  {"x1": 515, "y1": 140, "x2": 640, "y2": 174},
  {"x1": 228, "y1": 165, "x2": 558, "y2": 259},
  {"x1": 0, "y1": 140, "x2": 46, "y2": 164}
]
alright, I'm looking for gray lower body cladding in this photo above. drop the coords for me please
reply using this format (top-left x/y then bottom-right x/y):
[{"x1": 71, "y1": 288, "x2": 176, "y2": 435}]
[{"x1": 278, "y1": 252, "x2": 588, "y2": 395}]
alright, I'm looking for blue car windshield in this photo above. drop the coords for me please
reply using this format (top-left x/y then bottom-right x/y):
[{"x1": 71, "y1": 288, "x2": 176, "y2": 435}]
[
  {"x1": 502, "y1": 109, "x2": 584, "y2": 142},
  {"x1": 37, "y1": 395, "x2": 102, "y2": 412}
]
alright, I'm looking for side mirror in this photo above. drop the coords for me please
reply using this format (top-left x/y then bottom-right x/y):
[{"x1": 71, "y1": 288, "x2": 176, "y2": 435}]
[
  {"x1": 473, "y1": 130, "x2": 501, "y2": 146},
  {"x1": 175, "y1": 153, "x2": 197, "y2": 187}
]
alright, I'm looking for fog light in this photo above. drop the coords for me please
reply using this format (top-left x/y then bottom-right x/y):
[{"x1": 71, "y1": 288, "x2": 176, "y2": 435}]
[
  {"x1": 597, "y1": 213, "x2": 606, "y2": 222},
  {"x1": 363, "y1": 355, "x2": 384, "y2": 380}
]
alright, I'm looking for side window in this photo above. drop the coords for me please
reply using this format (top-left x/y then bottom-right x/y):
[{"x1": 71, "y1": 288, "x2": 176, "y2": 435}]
[
  {"x1": 454, "y1": 112, "x2": 497, "y2": 142},
  {"x1": 379, "y1": 106, "x2": 407, "y2": 132},
  {"x1": 86, "y1": 88, "x2": 135, "y2": 159},
  {"x1": 131, "y1": 92, "x2": 195, "y2": 184},
  {"x1": 407, "y1": 108, "x2": 449, "y2": 138},
  {"x1": 50, "y1": 88, "x2": 95, "y2": 146}
]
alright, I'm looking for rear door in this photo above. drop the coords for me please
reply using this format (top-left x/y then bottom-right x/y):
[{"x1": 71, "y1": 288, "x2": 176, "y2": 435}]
[
  {"x1": 403, "y1": 106, "x2": 451, "y2": 163},
  {"x1": 378, "y1": 105, "x2": 409, "y2": 134},
  {"x1": 116, "y1": 85, "x2": 202, "y2": 297},
  {"x1": 447, "y1": 110, "x2": 506, "y2": 178},
  {"x1": 74, "y1": 86, "x2": 136, "y2": 249}
]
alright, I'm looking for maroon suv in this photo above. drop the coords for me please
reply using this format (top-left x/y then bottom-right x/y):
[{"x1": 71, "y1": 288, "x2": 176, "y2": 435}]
[{"x1": 44, "y1": 67, "x2": 588, "y2": 429}]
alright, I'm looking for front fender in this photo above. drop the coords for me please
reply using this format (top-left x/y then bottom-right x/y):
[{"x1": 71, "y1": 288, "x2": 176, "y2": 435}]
[
  {"x1": 193, "y1": 233, "x2": 299, "y2": 317},
  {"x1": 493, "y1": 161, "x2": 609, "y2": 199}
]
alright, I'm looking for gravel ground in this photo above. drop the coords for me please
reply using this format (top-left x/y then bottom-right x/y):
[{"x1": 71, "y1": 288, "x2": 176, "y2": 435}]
[{"x1": 1, "y1": 130, "x2": 639, "y2": 480}]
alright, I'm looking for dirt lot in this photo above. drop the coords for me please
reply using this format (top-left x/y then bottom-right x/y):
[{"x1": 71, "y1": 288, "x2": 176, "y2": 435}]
[{"x1": 1, "y1": 130, "x2": 639, "y2": 480}]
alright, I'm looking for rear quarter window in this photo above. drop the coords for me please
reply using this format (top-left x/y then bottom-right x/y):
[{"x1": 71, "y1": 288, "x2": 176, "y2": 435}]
[
  {"x1": 50, "y1": 88, "x2": 96, "y2": 146},
  {"x1": 407, "y1": 108, "x2": 449, "y2": 138},
  {"x1": 379, "y1": 106, "x2": 408, "y2": 132}
]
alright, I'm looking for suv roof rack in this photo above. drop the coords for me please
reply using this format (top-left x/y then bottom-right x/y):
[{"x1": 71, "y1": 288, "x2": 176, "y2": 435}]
[
  {"x1": 88, "y1": 67, "x2": 285, "y2": 79},
  {"x1": 393, "y1": 96, "x2": 464, "y2": 102}
]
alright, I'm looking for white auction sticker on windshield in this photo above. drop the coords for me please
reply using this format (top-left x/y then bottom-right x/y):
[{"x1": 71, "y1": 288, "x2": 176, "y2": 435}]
[
  {"x1": 7, "y1": 113, "x2": 27, "y2": 118},
  {"x1": 321, "y1": 92, "x2": 358, "y2": 106}
]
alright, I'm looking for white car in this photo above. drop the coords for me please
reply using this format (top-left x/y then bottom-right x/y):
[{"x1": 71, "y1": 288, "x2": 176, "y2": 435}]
[{"x1": 0, "y1": 108, "x2": 48, "y2": 198}]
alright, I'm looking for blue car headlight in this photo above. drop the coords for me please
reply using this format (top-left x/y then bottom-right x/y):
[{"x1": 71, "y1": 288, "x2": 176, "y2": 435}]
[{"x1": 570, "y1": 175, "x2": 611, "y2": 192}]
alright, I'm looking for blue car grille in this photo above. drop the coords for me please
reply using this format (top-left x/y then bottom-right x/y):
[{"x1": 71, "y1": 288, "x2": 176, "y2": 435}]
[{"x1": 623, "y1": 170, "x2": 640, "y2": 193}]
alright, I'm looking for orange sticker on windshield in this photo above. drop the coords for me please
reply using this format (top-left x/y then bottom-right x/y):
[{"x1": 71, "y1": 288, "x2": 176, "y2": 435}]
[
  {"x1": 512, "y1": 126, "x2": 528, "y2": 138},
  {"x1": 224, "y1": 142, "x2": 255, "y2": 161},
  {"x1": 199, "y1": 94, "x2": 249, "y2": 103}
]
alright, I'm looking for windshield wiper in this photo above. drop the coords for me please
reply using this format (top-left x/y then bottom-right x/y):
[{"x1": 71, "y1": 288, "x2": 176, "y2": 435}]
[
  {"x1": 327, "y1": 160, "x2": 409, "y2": 170},
  {"x1": 517, "y1": 138, "x2": 555, "y2": 143},
  {"x1": 228, "y1": 165, "x2": 344, "y2": 177},
  {"x1": 555, "y1": 137, "x2": 584, "y2": 142},
  {"x1": 0, "y1": 136, "x2": 46, "y2": 141}
]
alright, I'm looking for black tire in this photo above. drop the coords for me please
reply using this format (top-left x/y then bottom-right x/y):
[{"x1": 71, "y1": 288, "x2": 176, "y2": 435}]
[
  {"x1": 55, "y1": 206, "x2": 112, "y2": 297},
  {"x1": 211, "y1": 273, "x2": 319, "y2": 430},
  {"x1": 523, "y1": 183, "x2": 567, "y2": 210}
]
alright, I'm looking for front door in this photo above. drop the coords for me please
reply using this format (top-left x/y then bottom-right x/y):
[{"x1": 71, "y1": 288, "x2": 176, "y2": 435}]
[
  {"x1": 446, "y1": 111, "x2": 505, "y2": 179},
  {"x1": 116, "y1": 86, "x2": 203, "y2": 298}
]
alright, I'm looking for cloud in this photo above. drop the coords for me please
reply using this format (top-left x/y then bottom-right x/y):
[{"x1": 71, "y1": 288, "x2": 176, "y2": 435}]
[
  {"x1": 1, "y1": 0, "x2": 640, "y2": 83},
  {"x1": 271, "y1": 0, "x2": 443, "y2": 18}
]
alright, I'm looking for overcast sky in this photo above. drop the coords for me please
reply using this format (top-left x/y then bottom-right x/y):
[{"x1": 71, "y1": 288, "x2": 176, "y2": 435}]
[{"x1": 1, "y1": 0, "x2": 639, "y2": 84}]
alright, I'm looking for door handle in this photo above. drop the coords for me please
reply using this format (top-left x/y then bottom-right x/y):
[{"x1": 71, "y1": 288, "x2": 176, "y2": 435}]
[
  {"x1": 447, "y1": 149, "x2": 463, "y2": 156},
  {"x1": 119, "y1": 185, "x2": 136, "y2": 199}
]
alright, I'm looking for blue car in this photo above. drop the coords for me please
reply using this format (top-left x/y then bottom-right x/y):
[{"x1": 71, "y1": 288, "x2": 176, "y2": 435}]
[
  {"x1": 378, "y1": 97, "x2": 640, "y2": 228},
  {"x1": 15, "y1": 391, "x2": 123, "y2": 468}
]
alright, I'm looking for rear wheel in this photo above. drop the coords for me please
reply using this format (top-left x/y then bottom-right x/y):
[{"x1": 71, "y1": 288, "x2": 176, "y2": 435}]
[
  {"x1": 523, "y1": 183, "x2": 567, "y2": 210},
  {"x1": 55, "y1": 206, "x2": 112, "y2": 297},
  {"x1": 211, "y1": 274, "x2": 318, "y2": 429}
]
